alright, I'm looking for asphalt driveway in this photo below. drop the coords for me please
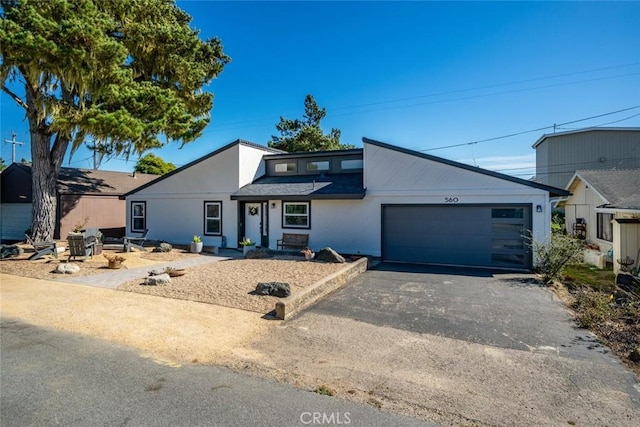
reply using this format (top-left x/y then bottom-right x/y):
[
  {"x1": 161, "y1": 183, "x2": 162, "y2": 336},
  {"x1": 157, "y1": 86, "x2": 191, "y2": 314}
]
[
  {"x1": 311, "y1": 263, "x2": 607, "y2": 358},
  {"x1": 237, "y1": 263, "x2": 640, "y2": 426}
]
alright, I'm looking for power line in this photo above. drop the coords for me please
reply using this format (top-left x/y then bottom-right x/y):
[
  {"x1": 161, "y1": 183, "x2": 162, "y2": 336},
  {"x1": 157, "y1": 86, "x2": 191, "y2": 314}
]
[
  {"x1": 207, "y1": 66, "x2": 640, "y2": 133},
  {"x1": 421, "y1": 105, "x2": 640, "y2": 152}
]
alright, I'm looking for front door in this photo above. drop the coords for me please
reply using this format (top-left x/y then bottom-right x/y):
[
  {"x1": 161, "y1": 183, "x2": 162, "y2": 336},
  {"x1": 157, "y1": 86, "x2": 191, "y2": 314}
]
[{"x1": 244, "y1": 203, "x2": 262, "y2": 247}]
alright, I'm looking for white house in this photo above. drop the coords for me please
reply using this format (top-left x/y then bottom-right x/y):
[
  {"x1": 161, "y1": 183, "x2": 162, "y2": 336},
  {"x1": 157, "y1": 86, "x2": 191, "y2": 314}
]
[
  {"x1": 560, "y1": 169, "x2": 640, "y2": 273},
  {"x1": 123, "y1": 138, "x2": 569, "y2": 270}
]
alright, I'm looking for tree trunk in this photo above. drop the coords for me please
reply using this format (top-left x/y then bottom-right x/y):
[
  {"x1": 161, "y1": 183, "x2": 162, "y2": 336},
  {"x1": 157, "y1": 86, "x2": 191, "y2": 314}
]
[{"x1": 29, "y1": 131, "x2": 58, "y2": 242}]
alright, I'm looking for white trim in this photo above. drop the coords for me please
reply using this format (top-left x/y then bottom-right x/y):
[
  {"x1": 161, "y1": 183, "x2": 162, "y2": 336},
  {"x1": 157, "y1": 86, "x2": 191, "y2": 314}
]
[
  {"x1": 532, "y1": 127, "x2": 640, "y2": 148},
  {"x1": 595, "y1": 207, "x2": 640, "y2": 214}
]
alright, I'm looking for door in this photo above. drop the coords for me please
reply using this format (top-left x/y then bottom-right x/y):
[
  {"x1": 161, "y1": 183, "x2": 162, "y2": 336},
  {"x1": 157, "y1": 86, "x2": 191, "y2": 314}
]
[
  {"x1": 382, "y1": 204, "x2": 532, "y2": 269},
  {"x1": 244, "y1": 203, "x2": 262, "y2": 247}
]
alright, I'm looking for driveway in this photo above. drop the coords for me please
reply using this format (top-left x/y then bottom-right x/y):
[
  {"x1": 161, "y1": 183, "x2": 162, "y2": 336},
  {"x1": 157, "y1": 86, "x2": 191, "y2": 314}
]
[{"x1": 232, "y1": 264, "x2": 640, "y2": 426}]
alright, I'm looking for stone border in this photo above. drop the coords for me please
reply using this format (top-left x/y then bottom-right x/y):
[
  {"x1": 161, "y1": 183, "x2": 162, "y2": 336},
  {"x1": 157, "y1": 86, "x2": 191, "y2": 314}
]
[{"x1": 275, "y1": 257, "x2": 368, "y2": 320}]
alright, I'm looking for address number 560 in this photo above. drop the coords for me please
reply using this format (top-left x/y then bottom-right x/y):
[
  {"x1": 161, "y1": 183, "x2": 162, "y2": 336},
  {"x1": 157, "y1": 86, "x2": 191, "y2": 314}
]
[{"x1": 444, "y1": 197, "x2": 459, "y2": 203}]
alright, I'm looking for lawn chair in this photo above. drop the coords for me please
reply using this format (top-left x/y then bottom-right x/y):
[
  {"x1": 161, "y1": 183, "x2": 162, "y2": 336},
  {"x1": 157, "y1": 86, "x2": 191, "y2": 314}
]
[
  {"x1": 67, "y1": 233, "x2": 95, "y2": 261},
  {"x1": 124, "y1": 229, "x2": 149, "y2": 252},
  {"x1": 25, "y1": 234, "x2": 59, "y2": 261}
]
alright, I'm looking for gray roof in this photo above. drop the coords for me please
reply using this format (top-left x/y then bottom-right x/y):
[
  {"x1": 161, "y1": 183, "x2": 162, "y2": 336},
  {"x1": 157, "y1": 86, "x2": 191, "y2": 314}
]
[
  {"x1": 574, "y1": 169, "x2": 640, "y2": 210},
  {"x1": 231, "y1": 173, "x2": 365, "y2": 201}
]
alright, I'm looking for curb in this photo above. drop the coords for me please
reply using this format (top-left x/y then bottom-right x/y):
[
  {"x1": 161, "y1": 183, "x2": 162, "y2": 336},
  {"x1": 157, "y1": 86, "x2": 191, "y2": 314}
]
[{"x1": 275, "y1": 257, "x2": 368, "y2": 320}]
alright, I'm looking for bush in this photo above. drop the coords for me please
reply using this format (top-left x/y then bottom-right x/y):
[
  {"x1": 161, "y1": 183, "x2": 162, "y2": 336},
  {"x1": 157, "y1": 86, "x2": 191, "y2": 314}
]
[
  {"x1": 572, "y1": 289, "x2": 616, "y2": 328},
  {"x1": 527, "y1": 232, "x2": 584, "y2": 284}
]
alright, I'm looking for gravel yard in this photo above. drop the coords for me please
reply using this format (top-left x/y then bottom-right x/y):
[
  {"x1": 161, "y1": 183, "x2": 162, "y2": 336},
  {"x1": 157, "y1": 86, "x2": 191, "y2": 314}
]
[{"x1": 1, "y1": 243, "x2": 348, "y2": 314}]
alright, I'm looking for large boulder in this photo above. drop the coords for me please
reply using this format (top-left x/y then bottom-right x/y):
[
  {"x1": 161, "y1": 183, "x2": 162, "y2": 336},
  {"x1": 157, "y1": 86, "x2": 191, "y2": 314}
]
[
  {"x1": 315, "y1": 247, "x2": 345, "y2": 263},
  {"x1": 55, "y1": 263, "x2": 81, "y2": 274},
  {"x1": 246, "y1": 248, "x2": 274, "y2": 259},
  {"x1": 144, "y1": 273, "x2": 171, "y2": 285},
  {"x1": 0, "y1": 244, "x2": 23, "y2": 259},
  {"x1": 152, "y1": 242, "x2": 172, "y2": 253},
  {"x1": 255, "y1": 282, "x2": 291, "y2": 298}
]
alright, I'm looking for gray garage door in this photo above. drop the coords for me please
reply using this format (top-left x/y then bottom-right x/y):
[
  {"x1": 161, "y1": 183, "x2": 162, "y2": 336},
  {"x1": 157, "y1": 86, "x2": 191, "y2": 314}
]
[{"x1": 382, "y1": 205, "x2": 532, "y2": 269}]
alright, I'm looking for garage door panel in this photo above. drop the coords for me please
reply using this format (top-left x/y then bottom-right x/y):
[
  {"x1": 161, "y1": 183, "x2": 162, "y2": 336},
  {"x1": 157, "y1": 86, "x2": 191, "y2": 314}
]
[{"x1": 382, "y1": 205, "x2": 531, "y2": 269}]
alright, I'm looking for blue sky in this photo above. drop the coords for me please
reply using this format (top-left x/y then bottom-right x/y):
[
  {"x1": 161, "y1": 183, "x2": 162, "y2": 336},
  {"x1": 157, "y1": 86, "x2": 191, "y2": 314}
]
[{"x1": 1, "y1": 1, "x2": 639, "y2": 178}]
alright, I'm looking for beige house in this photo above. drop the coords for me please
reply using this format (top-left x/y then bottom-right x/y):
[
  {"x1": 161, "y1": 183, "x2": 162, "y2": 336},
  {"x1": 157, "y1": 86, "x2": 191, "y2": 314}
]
[
  {"x1": 533, "y1": 127, "x2": 640, "y2": 189},
  {"x1": 559, "y1": 169, "x2": 640, "y2": 273}
]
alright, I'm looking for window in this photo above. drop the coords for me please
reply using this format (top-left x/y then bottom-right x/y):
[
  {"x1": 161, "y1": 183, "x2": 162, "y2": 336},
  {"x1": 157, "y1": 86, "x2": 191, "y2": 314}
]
[
  {"x1": 204, "y1": 201, "x2": 222, "y2": 235},
  {"x1": 275, "y1": 162, "x2": 296, "y2": 173},
  {"x1": 131, "y1": 201, "x2": 146, "y2": 232},
  {"x1": 597, "y1": 213, "x2": 613, "y2": 242},
  {"x1": 306, "y1": 160, "x2": 330, "y2": 172},
  {"x1": 341, "y1": 159, "x2": 363, "y2": 170},
  {"x1": 283, "y1": 202, "x2": 310, "y2": 229}
]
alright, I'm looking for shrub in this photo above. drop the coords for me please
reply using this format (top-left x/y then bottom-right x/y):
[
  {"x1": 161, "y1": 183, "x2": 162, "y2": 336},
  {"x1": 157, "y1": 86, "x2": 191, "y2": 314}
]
[
  {"x1": 527, "y1": 232, "x2": 584, "y2": 284},
  {"x1": 572, "y1": 289, "x2": 616, "y2": 328}
]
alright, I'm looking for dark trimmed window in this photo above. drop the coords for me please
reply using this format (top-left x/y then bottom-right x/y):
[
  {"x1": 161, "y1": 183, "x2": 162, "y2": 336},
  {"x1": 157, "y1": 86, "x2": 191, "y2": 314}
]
[
  {"x1": 597, "y1": 213, "x2": 613, "y2": 242},
  {"x1": 131, "y1": 201, "x2": 146, "y2": 232},
  {"x1": 204, "y1": 201, "x2": 222, "y2": 235},
  {"x1": 283, "y1": 202, "x2": 310, "y2": 229}
]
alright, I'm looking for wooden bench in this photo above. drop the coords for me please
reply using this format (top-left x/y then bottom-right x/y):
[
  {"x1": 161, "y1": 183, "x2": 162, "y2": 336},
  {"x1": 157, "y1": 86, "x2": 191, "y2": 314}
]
[{"x1": 277, "y1": 233, "x2": 309, "y2": 250}]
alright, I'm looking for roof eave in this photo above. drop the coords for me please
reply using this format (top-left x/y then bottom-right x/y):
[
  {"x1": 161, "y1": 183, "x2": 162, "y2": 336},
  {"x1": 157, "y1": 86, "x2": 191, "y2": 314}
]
[
  {"x1": 363, "y1": 137, "x2": 571, "y2": 197},
  {"x1": 231, "y1": 192, "x2": 366, "y2": 201}
]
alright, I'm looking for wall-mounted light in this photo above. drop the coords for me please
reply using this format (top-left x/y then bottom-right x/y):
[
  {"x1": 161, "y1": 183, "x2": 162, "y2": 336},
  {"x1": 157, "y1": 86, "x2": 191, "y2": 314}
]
[
  {"x1": 536, "y1": 205, "x2": 542, "y2": 213},
  {"x1": 271, "y1": 202, "x2": 276, "y2": 209}
]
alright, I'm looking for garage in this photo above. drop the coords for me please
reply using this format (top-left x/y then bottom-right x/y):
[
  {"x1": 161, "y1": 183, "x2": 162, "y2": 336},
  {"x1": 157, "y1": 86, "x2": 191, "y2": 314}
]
[{"x1": 382, "y1": 204, "x2": 532, "y2": 270}]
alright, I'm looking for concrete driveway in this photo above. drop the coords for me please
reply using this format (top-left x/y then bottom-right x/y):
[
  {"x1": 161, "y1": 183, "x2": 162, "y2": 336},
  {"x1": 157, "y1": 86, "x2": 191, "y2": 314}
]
[{"x1": 233, "y1": 264, "x2": 640, "y2": 426}]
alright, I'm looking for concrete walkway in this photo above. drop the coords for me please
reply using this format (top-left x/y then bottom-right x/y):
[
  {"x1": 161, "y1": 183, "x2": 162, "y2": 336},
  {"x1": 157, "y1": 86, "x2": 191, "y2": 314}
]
[{"x1": 53, "y1": 250, "x2": 240, "y2": 289}]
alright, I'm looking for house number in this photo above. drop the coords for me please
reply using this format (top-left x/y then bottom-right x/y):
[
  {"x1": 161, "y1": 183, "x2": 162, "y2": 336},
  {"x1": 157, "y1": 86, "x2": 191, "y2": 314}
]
[{"x1": 444, "y1": 197, "x2": 459, "y2": 203}]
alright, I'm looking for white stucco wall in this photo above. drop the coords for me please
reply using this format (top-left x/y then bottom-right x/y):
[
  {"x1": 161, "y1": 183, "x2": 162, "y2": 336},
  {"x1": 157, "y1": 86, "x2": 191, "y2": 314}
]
[
  {"x1": 0, "y1": 203, "x2": 32, "y2": 241},
  {"x1": 265, "y1": 143, "x2": 551, "y2": 258},
  {"x1": 125, "y1": 143, "x2": 271, "y2": 247}
]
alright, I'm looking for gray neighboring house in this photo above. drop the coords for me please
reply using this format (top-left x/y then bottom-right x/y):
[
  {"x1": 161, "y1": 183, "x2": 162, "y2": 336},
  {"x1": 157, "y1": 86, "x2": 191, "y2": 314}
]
[
  {"x1": 533, "y1": 127, "x2": 640, "y2": 189},
  {"x1": 559, "y1": 169, "x2": 640, "y2": 273}
]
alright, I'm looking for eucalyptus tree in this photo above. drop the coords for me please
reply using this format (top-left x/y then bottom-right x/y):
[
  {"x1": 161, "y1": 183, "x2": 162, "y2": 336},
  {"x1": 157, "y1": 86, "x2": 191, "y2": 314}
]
[{"x1": 0, "y1": 0, "x2": 229, "y2": 240}]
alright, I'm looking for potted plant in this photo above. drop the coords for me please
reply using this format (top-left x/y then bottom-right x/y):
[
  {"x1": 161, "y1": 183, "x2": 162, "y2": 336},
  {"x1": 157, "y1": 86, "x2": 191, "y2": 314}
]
[
  {"x1": 239, "y1": 237, "x2": 256, "y2": 255},
  {"x1": 190, "y1": 235, "x2": 203, "y2": 254}
]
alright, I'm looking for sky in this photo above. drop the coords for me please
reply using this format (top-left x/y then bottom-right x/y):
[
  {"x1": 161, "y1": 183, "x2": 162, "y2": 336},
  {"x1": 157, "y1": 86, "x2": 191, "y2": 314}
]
[{"x1": 1, "y1": 1, "x2": 639, "y2": 179}]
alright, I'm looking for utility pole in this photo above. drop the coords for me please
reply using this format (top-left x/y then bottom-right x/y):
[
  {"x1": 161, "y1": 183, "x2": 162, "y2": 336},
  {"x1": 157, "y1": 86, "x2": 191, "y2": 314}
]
[{"x1": 3, "y1": 131, "x2": 24, "y2": 163}]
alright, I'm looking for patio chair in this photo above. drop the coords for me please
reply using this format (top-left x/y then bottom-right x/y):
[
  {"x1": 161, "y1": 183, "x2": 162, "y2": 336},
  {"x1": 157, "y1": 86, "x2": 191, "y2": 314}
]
[
  {"x1": 124, "y1": 229, "x2": 149, "y2": 252},
  {"x1": 25, "y1": 234, "x2": 58, "y2": 261},
  {"x1": 67, "y1": 233, "x2": 95, "y2": 261}
]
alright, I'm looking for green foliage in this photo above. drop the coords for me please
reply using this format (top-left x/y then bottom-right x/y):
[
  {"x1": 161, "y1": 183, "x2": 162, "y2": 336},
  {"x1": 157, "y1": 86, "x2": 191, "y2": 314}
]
[
  {"x1": 0, "y1": 0, "x2": 229, "y2": 240},
  {"x1": 239, "y1": 237, "x2": 255, "y2": 246},
  {"x1": 268, "y1": 94, "x2": 356, "y2": 152},
  {"x1": 192, "y1": 235, "x2": 201, "y2": 243},
  {"x1": 314, "y1": 385, "x2": 334, "y2": 396},
  {"x1": 135, "y1": 153, "x2": 176, "y2": 175},
  {"x1": 551, "y1": 212, "x2": 564, "y2": 234},
  {"x1": 562, "y1": 264, "x2": 616, "y2": 293},
  {"x1": 527, "y1": 232, "x2": 584, "y2": 284},
  {"x1": 572, "y1": 289, "x2": 616, "y2": 328},
  {"x1": 0, "y1": 157, "x2": 6, "y2": 171}
]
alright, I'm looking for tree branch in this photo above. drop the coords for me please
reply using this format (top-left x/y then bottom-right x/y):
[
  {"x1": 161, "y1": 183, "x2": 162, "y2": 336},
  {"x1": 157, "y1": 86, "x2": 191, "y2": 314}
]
[{"x1": 1, "y1": 84, "x2": 28, "y2": 111}]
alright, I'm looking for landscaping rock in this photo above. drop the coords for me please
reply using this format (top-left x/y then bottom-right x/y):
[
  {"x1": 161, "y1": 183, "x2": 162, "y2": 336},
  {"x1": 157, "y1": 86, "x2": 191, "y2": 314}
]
[
  {"x1": 255, "y1": 282, "x2": 291, "y2": 297},
  {"x1": 55, "y1": 263, "x2": 81, "y2": 274},
  {"x1": 144, "y1": 273, "x2": 171, "y2": 285},
  {"x1": 153, "y1": 242, "x2": 173, "y2": 253},
  {"x1": 316, "y1": 247, "x2": 345, "y2": 263},
  {"x1": 630, "y1": 348, "x2": 640, "y2": 363},
  {"x1": 246, "y1": 248, "x2": 274, "y2": 259},
  {"x1": 0, "y1": 244, "x2": 23, "y2": 259},
  {"x1": 148, "y1": 268, "x2": 166, "y2": 276}
]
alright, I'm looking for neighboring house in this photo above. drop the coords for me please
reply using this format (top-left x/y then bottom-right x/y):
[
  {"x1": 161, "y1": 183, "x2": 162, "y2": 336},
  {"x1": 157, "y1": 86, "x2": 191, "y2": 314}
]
[
  {"x1": 0, "y1": 163, "x2": 158, "y2": 241},
  {"x1": 559, "y1": 169, "x2": 640, "y2": 273},
  {"x1": 124, "y1": 138, "x2": 569, "y2": 270},
  {"x1": 533, "y1": 127, "x2": 640, "y2": 189}
]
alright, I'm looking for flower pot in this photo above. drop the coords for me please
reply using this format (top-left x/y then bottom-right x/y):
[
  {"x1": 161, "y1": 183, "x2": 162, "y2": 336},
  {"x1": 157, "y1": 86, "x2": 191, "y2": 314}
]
[
  {"x1": 190, "y1": 242, "x2": 203, "y2": 253},
  {"x1": 243, "y1": 245, "x2": 255, "y2": 255},
  {"x1": 108, "y1": 260, "x2": 122, "y2": 269}
]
